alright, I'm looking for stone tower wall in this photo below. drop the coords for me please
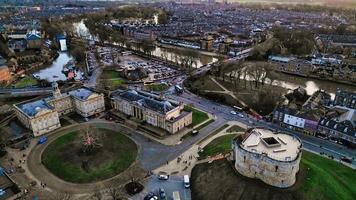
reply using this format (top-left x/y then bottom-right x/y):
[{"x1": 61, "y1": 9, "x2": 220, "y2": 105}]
[{"x1": 234, "y1": 144, "x2": 301, "y2": 188}]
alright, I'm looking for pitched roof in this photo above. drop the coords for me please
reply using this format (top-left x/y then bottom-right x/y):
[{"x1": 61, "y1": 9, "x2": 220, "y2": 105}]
[
  {"x1": 114, "y1": 90, "x2": 176, "y2": 114},
  {"x1": 69, "y1": 88, "x2": 95, "y2": 100},
  {"x1": 16, "y1": 99, "x2": 53, "y2": 117},
  {"x1": 26, "y1": 33, "x2": 41, "y2": 40}
]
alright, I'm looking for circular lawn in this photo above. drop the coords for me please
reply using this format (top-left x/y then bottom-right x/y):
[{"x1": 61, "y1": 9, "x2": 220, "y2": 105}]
[{"x1": 41, "y1": 127, "x2": 138, "y2": 183}]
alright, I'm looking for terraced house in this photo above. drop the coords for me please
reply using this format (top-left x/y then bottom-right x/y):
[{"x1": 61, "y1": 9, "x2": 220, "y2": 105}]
[{"x1": 14, "y1": 83, "x2": 105, "y2": 136}]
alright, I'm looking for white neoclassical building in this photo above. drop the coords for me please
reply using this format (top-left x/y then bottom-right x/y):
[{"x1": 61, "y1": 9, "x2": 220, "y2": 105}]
[
  {"x1": 111, "y1": 89, "x2": 192, "y2": 134},
  {"x1": 233, "y1": 128, "x2": 302, "y2": 188},
  {"x1": 14, "y1": 83, "x2": 105, "y2": 136}
]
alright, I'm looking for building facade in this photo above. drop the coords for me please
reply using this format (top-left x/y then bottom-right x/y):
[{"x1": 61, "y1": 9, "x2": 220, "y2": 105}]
[
  {"x1": 14, "y1": 83, "x2": 105, "y2": 136},
  {"x1": 14, "y1": 99, "x2": 61, "y2": 137},
  {"x1": 334, "y1": 89, "x2": 356, "y2": 109},
  {"x1": 233, "y1": 128, "x2": 302, "y2": 188},
  {"x1": 200, "y1": 35, "x2": 214, "y2": 51},
  {"x1": 111, "y1": 89, "x2": 192, "y2": 134},
  {"x1": 0, "y1": 66, "x2": 12, "y2": 84}
]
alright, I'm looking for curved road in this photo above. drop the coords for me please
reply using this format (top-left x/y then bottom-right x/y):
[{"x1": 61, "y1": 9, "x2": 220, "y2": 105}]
[
  {"x1": 170, "y1": 91, "x2": 356, "y2": 167},
  {"x1": 26, "y1": 118, "x2": 226, "y2": 194}
]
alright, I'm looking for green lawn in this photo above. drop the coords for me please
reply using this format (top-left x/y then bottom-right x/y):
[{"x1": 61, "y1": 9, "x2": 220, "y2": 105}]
[
  {"x1": 42, "y1": 129, "x2": 137, "y2": 183},
  {"x1": 298, "y1": 151, "x2": 356, "y2": 200},
  {"x1": 198, "y1": 134, "x2": 236, "y2": 159},
  {"x1": 14, "y1": 76, "x2": 38, "y2": 88},
  {"x1": 102, "y1": 70, "x2": 121, "y2": 79},
  {"x1": 146, "y1": 83, "x2": 169, "y2": 92},
  {"x1": 110, "y1": 78, "x2": 123, "y2": 87},
  {"x1": 226, "y1": 125, "x2": 245, "y2": 133},
  {"x1": 196, "y1": 133, "x2": 356, "y2": 200},
  {"x1": 196, "y1": 119, "x2": 215, "y2": 131},
  {"x1": 101, "y1": 70, "x2": 123, "y2": 89},
  {"x1": 184, "y1": 105, "x2": 209, "y2": 127}
]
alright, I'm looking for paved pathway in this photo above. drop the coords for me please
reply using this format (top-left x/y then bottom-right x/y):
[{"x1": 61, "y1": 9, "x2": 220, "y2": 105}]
[
  {"x1": 210, "y1": 77, "x2": 248, "y2": 108},
  {"x1": 153, "y1": 121, "x2": 245, "y2": 176}
]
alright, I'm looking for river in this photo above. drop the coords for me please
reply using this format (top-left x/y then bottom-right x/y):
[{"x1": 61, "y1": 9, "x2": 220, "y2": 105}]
[
  {"x1": 231, "y1": 71, "x2": 356, "y2": 99},
  {"x1": 36, "y1": 20, "x2": 354, "y2": 96},
  {"x1": 33, "y1": 52, "x2": 84, "y2": 82},
  {"x1": 272, "y1": 74, "x2": 356, "y2": 99},
  {"x1": 73, "y1": 20, "x2": 219, "y2": 68}
]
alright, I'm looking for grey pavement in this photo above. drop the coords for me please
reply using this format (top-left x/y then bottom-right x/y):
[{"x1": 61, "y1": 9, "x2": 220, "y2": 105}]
[{"x1": 84, "y1": 65, "x2": 103, "y2": 88}]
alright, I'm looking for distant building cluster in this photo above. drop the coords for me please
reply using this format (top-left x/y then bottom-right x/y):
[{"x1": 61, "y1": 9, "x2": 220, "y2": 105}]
[
  {"x1": 268, "y1": 54, "x2": 356, "y2": 84},
  {"x1": 273, "y1": 88, "x2": 356, "y2": 146}
]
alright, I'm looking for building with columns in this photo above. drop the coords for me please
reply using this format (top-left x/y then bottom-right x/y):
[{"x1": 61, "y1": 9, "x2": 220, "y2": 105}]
[
  {"x1": 14, "y1": 83, "x2": 105, "y2": 136},
  {"x1": 111, "y1": 89, "x2": 192, "y2": 134}
]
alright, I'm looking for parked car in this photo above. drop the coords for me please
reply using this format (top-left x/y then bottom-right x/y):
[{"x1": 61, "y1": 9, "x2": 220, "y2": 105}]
[
  {"x1": 192, "y1": 129, "x2": 199, "y2": 136},
  {"x1": 230, "y1": 111, "x2": 237, "y2": 115},
  {"x1": 159, "y1": 188, "x2": 166, "y2": 200},
  {"x1": 144, "y1": 192, "x2": 158, "y2": 200},
  {"x1": 183, "y1": 175, "x2": 190, "y2": 188},
  {"x1": 341, "y1": 156, "x2": 352, "y2": 164},
  {"x1": 237, "y1": 113, "x2": 244, "y2": 118},
  {"x1": 158, "y1": 174, "x2": 169, "y2": 180}
]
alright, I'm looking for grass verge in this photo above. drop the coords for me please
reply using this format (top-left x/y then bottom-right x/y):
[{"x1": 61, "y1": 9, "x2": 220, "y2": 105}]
[
  {"x1": 14, "y1": 76, "x2": 38, "y2": 88},
  {"x1": 298, "y1": 151, "x2": 356, "y2": 200},
  {"x1": 226, "y1": 125, "x2": 245, "y2": 133},
  {"x1": 146, "y1": 83, "x2": 169, "y2": 92},
  {"x1": 102, "y1": 70, "x2": 121, "y2": 79},
  {"x1": 198, "y1": 134, "x2": 236, "y2": 159},
  {"x1": 184, "y1": 105, "x2": 209, "y2": 127}
]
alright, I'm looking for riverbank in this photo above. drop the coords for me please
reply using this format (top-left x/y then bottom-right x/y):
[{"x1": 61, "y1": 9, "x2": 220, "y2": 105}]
[
  {"x1": 277, "y1": 70, "x2": 356, "y2": 87},
  {"x1": 155, "y1": 41, "x2": 224, "y2": 58}
]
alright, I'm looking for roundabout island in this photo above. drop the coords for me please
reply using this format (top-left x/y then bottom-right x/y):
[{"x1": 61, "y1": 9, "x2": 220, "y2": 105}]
[
  {"x1": 41, "y1": 126, "x2": 138, "y2": 183},
  {"x1": 26, "y1": 123, "x2": 146, "y2": 195}
]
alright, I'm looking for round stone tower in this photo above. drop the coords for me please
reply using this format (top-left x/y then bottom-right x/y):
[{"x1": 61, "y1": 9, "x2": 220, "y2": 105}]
[{"x1": 233, "y1": 128, "x2": 302, "y2": 188}]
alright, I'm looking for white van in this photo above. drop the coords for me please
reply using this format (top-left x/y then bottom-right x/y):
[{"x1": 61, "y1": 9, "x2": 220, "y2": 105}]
[{"x1": 183, "y1": 175, "x2": 190, "y2": 188}]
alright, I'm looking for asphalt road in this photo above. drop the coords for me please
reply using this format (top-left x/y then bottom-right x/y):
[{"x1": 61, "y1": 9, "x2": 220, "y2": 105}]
[{"x1": 170, "y1": 91, "x2": 356, "y2": 167}]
